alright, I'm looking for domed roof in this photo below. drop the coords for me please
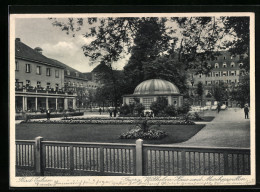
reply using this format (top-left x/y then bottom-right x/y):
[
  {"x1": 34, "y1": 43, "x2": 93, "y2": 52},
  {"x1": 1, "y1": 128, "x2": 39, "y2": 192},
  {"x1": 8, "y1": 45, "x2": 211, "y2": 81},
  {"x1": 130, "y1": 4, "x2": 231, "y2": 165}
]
[{"x1": 133, "y1": 79, "x2": 180, "y2": 95}]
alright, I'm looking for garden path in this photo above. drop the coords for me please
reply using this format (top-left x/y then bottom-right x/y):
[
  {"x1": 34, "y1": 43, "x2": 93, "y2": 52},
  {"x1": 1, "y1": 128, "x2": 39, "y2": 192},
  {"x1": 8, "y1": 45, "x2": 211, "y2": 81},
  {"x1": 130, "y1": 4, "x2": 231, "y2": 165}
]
[{"x1": 174, "y1": 108, "x2": 251, "y2": 148}]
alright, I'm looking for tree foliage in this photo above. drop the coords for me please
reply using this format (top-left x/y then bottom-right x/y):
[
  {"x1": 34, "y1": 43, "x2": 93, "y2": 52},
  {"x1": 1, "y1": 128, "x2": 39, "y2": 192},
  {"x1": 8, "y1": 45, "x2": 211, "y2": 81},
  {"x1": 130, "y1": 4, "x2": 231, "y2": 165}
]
[{"x1": 211, "y1": 82, "x2": 228, "y2": 102}]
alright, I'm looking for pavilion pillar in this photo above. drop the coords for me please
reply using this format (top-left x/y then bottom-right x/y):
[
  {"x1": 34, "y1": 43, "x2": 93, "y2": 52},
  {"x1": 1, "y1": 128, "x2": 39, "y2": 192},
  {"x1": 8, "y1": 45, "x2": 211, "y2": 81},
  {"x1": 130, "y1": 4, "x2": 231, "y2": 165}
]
[
  {"x1": 73, "y1": 98, "x2": 76, "y2": 110},
  {"x1": 140, "y1": 97, "x2": 143, "y2": 104},
  {"x1": 168, "y1": 96, "x2": 172, "y2": 105},
  {"x1": 35, "y1": 97, "x2": 38, "y2": 111},
  {"x1": 64, "y1": 98, "x2": 68, "y2": 110},
  {"x1": 24, "y1": 96, "x2": 27, "y2": 111},
  {"x1": 55, "y1": 98, "x2": 58, "y2": 110},
  {"x1": 46, "y1": 97, "x2": 49, "y2": 109}
]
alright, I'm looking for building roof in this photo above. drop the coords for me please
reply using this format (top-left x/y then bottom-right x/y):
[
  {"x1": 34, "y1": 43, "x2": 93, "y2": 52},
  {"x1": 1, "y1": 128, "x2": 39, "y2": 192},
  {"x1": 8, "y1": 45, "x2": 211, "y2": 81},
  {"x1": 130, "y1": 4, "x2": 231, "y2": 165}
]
[
  {"x1": 133, "y1": 79, "x2": 180, "y2": 95},
  {"x1": 91, "y1": 62, "x2": 111, "y2": 73},
  {"x1": 15, "y1": 39, "x2": 65, "y2": 69}
]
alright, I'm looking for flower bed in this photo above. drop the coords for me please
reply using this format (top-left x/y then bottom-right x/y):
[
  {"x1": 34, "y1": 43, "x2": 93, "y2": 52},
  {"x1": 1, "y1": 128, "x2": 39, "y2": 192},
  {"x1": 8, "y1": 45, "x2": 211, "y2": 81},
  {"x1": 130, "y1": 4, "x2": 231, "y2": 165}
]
[
  {"x1": 21, "y1": 119, "x2": 195, "y2": 125},
  {"x1": 61, "y1": 116, "x2": 184, "y2": 121},
  {"x1": 119, "y1": 127, "x2": 167, "y2": 140},
  {"x1": 16, "y1": 112, "x2": 84, "y2": 120}
]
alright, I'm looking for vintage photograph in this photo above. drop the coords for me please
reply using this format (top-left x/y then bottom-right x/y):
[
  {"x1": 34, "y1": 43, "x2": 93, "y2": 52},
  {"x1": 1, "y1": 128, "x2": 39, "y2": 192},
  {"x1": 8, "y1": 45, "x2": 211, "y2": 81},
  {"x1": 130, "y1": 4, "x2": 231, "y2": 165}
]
[{"x1": 10, "y1": 13, "x2": 255, "y2": 187}]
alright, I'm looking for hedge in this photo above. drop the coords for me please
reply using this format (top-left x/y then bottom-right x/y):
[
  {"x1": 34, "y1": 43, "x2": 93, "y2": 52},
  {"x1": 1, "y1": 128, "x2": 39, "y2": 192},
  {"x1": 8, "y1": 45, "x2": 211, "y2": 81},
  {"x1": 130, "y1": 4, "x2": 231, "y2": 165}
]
[
  {"x1": 21, "y1": 119, "x2": 195, "y2": 125},
  {"x1": 16, "y1": 112, "x2": 84, "y2": 120},
  {"x1": 61, "y1": 116, "x2": 184, "y2": 121}
]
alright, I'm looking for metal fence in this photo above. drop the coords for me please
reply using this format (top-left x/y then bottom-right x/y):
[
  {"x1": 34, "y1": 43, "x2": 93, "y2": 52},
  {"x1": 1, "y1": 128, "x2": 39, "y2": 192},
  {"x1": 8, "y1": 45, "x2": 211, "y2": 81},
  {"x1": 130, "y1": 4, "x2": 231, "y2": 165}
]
[{"x1": 15, "y1": 137, "x2": 250, "y2": 176}]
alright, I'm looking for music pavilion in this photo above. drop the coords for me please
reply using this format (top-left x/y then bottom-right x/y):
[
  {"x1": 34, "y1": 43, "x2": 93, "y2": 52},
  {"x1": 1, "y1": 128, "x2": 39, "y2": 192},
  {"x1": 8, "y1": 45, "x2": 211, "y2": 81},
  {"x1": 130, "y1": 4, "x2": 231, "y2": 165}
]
[{"x1": 123, "y1": 79, "x2": 183, "y2": 110}]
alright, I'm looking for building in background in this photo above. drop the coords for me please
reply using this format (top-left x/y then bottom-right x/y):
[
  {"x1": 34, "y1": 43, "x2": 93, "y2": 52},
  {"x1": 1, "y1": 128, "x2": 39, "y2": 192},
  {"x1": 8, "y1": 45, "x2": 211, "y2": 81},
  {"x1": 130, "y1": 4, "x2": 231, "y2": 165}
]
[
  {"x1": 187, "y1": 51, "x2": 246, "y2": 107},
  {"x1": 15, "y1": 38, "x2": 77, "y2": 113}
]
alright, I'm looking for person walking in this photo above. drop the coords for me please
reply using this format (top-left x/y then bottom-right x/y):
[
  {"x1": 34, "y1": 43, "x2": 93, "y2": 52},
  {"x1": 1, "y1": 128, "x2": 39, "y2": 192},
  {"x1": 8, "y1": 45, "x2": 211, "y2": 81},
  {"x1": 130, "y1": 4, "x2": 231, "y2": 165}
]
[
  {"x1": 244, "y1": 104, "x2": 249, "y2": 119},
  {"x1": 46, "y1": 108, "x2": 51, "y2": 120},
  {"x1": 217, "y1": 103, "x2": 221, "y2": 113},
  {"x1": 99, "y1": 107, "x2": 102, "y2": 115},
  {"x1": 108, "y1": 108, "x2": 112, "y2": 117}
]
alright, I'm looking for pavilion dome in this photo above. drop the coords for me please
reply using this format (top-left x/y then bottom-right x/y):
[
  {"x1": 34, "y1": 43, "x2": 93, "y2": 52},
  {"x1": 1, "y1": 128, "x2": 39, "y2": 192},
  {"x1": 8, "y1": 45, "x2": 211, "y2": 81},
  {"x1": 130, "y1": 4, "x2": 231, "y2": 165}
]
[{"x1": 133, "y1": 79, "x2": 180, "y2": 95}]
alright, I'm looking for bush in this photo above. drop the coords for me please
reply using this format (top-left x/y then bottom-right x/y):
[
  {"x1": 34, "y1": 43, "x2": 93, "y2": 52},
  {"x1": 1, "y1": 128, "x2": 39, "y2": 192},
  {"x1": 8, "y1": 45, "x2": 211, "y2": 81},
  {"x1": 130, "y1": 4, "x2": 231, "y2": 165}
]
[
  {"x1": 177, "y1": 100, "x2": 191, "y2": 115},
  {"x1": 119, "y1": 124, "x2": 167, "y2": 140},
  {"x1": 164, "y1": 105, "x2": 178, "y2": 116},
  {"x1": 133, "y1": 103, "x2": 145, "y2": 115},
  {"x1": 16, "y1": 112, "x2": 84, "y2": 120},
  {"x1": 119, "y1": 104, "x2": 131, "y2": 115},
  {"x1": 150, "y1": 97, "x2": 168, "y2": 116}
]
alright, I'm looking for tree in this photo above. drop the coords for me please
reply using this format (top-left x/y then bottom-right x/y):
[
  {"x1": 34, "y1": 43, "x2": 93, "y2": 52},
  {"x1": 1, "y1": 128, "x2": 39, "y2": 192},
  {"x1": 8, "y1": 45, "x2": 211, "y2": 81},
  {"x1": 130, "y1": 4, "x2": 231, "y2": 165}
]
[
  {"x1": 211, "y1": 82, "x2": 228, "y2": 103},
  {"x1": 223, "y1": 17, "x2": 250, "y2": 72},
  {"x1": 150, "y1": 97, "x2": 168, "y2": 116},
  {"x1": 196, "y1": 82, "x2": 204, "y2": 106},
  {"x1": 230, "y1": 75, "x2": 250, "y2": 107}
]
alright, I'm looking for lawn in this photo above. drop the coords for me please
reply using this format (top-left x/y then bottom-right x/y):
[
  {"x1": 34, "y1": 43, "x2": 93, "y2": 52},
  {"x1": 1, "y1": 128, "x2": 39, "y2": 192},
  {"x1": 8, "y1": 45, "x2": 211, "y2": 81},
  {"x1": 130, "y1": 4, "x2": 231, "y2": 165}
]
[{"x1": 16, "y1": 123, "x2": 205, "y2": 144}]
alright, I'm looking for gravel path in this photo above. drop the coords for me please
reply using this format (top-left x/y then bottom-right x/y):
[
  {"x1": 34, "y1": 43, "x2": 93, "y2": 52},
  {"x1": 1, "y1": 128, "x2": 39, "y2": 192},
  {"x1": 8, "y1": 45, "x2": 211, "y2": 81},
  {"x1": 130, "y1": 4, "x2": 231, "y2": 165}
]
[{"x1": 175, "y1": 108, "x2": 250, "y2": 148}]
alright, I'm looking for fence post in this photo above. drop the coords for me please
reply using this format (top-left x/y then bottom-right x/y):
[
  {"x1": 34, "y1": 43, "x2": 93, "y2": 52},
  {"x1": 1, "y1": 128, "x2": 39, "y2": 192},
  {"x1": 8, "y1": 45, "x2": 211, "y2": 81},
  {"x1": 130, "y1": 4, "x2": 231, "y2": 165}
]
[
  {"x1": 35, "y1": 136, "x2": 44, "y2": 176},
  {"x1": 136, "y1": 139, "x2": 143, "y2": 176}
]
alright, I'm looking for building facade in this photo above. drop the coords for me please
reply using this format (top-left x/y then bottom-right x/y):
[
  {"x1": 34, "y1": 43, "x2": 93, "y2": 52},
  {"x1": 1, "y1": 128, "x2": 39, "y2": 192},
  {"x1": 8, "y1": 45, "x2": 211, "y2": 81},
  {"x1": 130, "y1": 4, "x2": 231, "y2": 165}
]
[
  {"x1": 187, "y1": 51, "x2": 246, "y2": 106},
  {"x1": 15, "y1": 38, "x2": 77, "y2": 113}
]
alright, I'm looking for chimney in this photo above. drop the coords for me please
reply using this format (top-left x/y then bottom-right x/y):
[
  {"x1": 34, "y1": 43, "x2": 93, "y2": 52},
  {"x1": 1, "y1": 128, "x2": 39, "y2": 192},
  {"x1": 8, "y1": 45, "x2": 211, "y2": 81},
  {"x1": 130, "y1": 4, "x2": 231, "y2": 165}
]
[
  {"x1": 34, "y1": 47, "x2": 43, "y2": 54},
  {"x1": 16, "y1": 38, "x2": 21, "y2": 42}
]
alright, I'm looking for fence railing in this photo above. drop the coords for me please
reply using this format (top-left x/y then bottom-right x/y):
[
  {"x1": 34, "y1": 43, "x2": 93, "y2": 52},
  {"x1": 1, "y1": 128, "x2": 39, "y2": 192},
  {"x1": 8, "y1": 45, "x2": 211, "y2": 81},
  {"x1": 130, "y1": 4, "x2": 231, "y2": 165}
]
[{"x1": 15, "y1": 137, "x2": 250, "y2": 176}]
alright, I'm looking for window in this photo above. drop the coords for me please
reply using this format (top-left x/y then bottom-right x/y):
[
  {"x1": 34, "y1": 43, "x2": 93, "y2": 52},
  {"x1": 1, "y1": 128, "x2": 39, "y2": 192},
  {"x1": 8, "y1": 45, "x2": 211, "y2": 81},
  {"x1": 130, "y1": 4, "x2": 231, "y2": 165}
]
[
  {"x1": 46, "y1": 68, "x2": 51, "y2": 76},
  {"x1": 223, "y1": 63, "x2": 227, "y2": 68},
  {"x1": 143, "y1": 98, "x2": 155, "y2": 110},
  {"x1": 239, "y1": 63, "x2": 243, "y2": 67},
  {"x1": 216, "y1": 73, "x2": 219, "y2": 77},
  {"x1": 199, "y1": 74, "x2": 202, "y2": 78},
  {"x1": 15, "y1": 61, "x2": 19, "y2": 71},
  {"x1": 231, "y1": 62, "x2": 235, "y2": 68},
  {"x1": 223, "y1": 71, "x2": 227, "y2": 76},
  {"x1": 26, "y1": 80, "x2": 30, "y2": 87},
  {"x1": 215, "y1": 63, "x2": 219, "y2": 68},
  {"x1": 67, "y1": 70, "x2": 70, "y2": 75},
  {"x1": 55, "y1": 70, "x2": 59, "y2": 78},
  {"x1": 205, "y1": 81, "x2": 207, "y2": 85},
  {"x1": 26, "y1": 64, "x2": 31, "y2": 73},
  {"x1": 73, "y1": 82, "x2": 75, "y2": 87},
  {"x1": 75, "y1": 72, "x2": 79, "y2": 77},
  {"x1": 46, "y1": 82, "x2": 51, "y2": 89},
  {"x1": 231, "y1": 56, "x2": 233, "y2": 59},
  {"x1": 55, "y1": 83, "x2": 59, "y2": 91},
  {"x1": 68, "y1": 81, "x2": 71, "y2": 86},
  {"x1": 223, "y1": 56, "x2": 226, "y2": 60},
  {"x1": 77, "y1": 82, "x2": 79, "y2": 87},
  {"x1": 80, "y1": 83, "x2": 83, "y2": 87},
  {"x1": 36, "y1": 66, "x2": 41, "y2": 75},
  {"x1": 231, "y1": 71, "x2": 235, "y2": 76},
  {"x1": 37, "y1": 81, "x2": 41, "y2": 88}
]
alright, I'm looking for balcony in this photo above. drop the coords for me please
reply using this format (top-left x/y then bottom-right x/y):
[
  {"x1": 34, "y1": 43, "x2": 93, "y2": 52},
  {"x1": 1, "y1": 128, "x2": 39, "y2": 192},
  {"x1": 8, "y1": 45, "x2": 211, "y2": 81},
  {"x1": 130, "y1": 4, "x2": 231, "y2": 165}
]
[{"x1": 15, "y1": 85, "x2": 75, "y2": 95}]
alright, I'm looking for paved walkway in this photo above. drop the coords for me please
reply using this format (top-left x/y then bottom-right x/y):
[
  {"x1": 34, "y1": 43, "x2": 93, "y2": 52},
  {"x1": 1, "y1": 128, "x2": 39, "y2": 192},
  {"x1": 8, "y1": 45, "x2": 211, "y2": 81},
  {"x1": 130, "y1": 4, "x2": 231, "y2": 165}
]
[{"x1": 175, "y1": 108, "x2": 250, "y2": 148}]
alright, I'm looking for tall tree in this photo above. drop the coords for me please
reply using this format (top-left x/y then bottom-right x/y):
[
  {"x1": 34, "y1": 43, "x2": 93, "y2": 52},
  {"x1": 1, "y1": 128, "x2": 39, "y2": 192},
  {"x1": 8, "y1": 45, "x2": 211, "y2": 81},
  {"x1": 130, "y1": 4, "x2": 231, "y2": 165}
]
[
  {"x1": 211, "y1": 82, "x2": 228, "y2": 102},
  {"x1": 196, "y1": 81, "x2": 204, "y2": 106}
]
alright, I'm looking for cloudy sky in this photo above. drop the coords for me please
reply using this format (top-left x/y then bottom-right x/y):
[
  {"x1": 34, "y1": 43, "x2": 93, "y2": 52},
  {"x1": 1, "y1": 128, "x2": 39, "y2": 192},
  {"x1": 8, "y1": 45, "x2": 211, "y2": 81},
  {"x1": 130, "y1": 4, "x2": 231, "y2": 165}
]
[{"x1": 15, "y1": 18, "x2": 130, "y2": 72}]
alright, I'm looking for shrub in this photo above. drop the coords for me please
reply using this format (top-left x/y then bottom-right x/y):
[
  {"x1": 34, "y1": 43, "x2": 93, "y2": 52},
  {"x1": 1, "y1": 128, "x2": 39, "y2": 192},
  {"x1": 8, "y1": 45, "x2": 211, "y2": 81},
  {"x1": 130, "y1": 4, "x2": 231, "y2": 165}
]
[
  {"x1": 150, "y1": 97, "x2": 168, "y2": 116},
  {"x1": 119, "y1": 124, "x2": 167, "y2": 140},
  {"x1": 16, "y1": 112, "x2": 84, "y2": 120},
  {"x1": 119, "y1": 104, "x2": 131, "y2": 115},
  {"x1": 177, "y1": 100, "x2": 191, "y2": 115},
  {"x1": 164, "y1": 105, "x2": 178, "y2": 116},
  {"x1": 133, "y1": 103, "x2": 145, "y2": 115}
]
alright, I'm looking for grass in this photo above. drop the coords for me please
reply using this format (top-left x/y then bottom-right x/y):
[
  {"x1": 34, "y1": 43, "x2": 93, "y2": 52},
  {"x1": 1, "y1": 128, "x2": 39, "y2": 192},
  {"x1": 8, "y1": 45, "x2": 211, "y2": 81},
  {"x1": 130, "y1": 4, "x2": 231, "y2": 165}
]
[{"x1": 16, "y1": 123, "x2": 205, "y2": 144}]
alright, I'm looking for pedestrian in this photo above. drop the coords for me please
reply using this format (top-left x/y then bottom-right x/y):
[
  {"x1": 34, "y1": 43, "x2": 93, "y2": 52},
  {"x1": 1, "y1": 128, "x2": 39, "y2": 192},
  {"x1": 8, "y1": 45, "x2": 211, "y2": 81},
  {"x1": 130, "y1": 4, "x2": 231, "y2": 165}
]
[
  {"x1": 217, "y1": 103, "x2": 221, "y2": 113},
  {"x1": 108, "y1": 108, "x2": 112, "y2": 117},
  {"x1": 244, "y1": 104, "x2": 249, "y2": 119},
  {"x1": 46, "y1": 108, "x2": 51, "y2": 120},
  {"x1": 99, "y1": 107, "x2": 102, "y2": 115}
]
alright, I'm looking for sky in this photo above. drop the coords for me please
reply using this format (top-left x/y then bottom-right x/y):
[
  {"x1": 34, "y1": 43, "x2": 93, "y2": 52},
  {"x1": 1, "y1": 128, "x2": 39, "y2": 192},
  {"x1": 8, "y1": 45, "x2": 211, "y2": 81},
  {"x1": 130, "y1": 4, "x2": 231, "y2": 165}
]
[{"x1": 15, "y1": 18, "x2": 130, "y2": 72}]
